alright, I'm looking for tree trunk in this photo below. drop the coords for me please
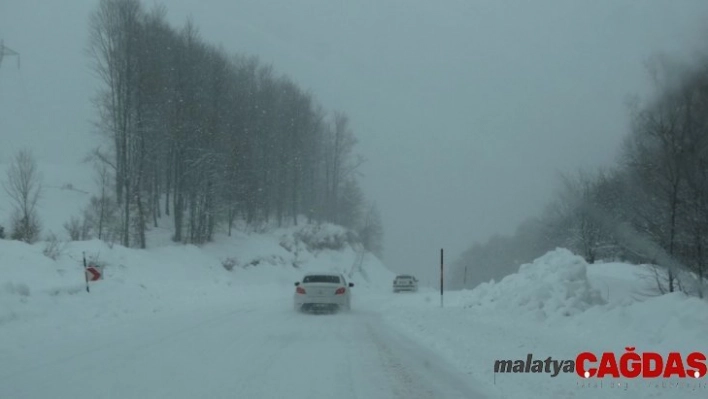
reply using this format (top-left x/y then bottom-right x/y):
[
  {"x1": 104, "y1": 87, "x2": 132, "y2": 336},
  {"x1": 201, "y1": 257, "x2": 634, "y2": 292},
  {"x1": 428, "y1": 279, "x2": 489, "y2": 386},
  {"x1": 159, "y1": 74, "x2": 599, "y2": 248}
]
[
  {"x1": 153, "y1": 174, "x2": 159, "y2": 228},
  {"x1": 123, "y1": 177, "x2": 130, "y2": 247},
  {"x1": 206, "y1": 179, "x2": 215, "y2": 242},
  {"x1": 173, "y1": 153, "x2": 183, "y2": 242},
  {"x1": 136, "y1": 185, "x2": 146, "y2": 249},
  {"x1": 165, "y1": 151, "x2": 171, "y2": 217},
  {"x1": 292, "y1": 164, "x2": 299, "y2": 226},
  {"x1": 667, "y1": 181, "x2": 679, "y2": 293}
]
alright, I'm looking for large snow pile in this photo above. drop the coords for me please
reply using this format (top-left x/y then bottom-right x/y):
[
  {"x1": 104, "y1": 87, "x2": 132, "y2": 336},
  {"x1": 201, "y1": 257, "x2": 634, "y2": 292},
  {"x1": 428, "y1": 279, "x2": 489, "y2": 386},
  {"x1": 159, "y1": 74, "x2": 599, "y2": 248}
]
[
  {"x1": 463, "y1": 248, "x2": 605, "y2": 321},
  {"x1": 207, "y1": 223, "x2": 393, "y2": 291},
  {"x1": 377, "y1": 248, "x2": 708, "y2": 399},
  {"x1": 291, "y1": 223, "x2": 354, "y2": 252},
  {"x1": 585, "y1": 260, "x2": 663, "y2": 305}
]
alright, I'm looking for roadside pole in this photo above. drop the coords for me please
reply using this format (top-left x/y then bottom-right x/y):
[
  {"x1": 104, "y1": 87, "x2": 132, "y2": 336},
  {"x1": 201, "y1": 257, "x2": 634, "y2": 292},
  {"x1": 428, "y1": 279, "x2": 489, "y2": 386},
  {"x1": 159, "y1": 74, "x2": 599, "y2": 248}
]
[
  {"x1": 83, "y1": 251, "x2": 90, "y2": 293},
  {"x1": 440, "y1": 248, "x2": 444, "y2": 308}
]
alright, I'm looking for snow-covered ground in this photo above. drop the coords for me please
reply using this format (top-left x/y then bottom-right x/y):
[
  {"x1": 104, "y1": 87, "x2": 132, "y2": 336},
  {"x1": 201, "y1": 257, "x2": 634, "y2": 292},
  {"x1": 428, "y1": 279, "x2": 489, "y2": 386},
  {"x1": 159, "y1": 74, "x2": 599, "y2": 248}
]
[
  {"x1": 1, "y1": 231, "x2": 707, "y2": 398},
  {"x1": 0, "y1": 224, "x2": 491, "y2": 399},
  {"x1": 1, "y1": 168, "x2": 706, "y2": 398},
  {"x1": 378, "y1": 249, "x2": 708, "y2": 399}
]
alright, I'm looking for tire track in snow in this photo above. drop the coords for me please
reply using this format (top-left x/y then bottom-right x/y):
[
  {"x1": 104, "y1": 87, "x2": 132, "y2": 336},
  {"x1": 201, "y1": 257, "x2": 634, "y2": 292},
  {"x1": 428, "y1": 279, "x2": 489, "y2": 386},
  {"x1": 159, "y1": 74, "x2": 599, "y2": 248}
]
[
  {"x1": 366, "y1": 322, "x2": 438, "y2": 399},
  {"x1": 363, "y1": 311, "x2": 492, "y2": 399},
  {"x1": 230, "y1": 329, "x2": 293, "y2": 398},
  {"x1": 0, "y1": 306, "x2": 258, "y2": 398},
  {"x1": 333, "y1": 312, "x2": 361, "y2": 399}
]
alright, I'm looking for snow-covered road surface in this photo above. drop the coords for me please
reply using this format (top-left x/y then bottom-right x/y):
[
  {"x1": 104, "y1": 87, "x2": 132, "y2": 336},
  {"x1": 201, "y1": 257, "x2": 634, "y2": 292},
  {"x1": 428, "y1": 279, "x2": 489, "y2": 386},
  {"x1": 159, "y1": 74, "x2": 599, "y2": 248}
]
[{"x1": 0, "y1": 293, "x2": 488, "y2": 399}]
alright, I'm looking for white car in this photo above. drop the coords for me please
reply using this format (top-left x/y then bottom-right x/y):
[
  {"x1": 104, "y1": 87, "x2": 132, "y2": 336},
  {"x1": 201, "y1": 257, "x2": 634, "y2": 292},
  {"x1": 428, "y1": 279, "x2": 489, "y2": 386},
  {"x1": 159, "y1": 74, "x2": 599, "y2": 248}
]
[
  {"x1": 294, "y1": 272, "x2": 354, "y2": 313},
  {"x1": 393, "y1": 274, "x2": 418, "y2": 292}
]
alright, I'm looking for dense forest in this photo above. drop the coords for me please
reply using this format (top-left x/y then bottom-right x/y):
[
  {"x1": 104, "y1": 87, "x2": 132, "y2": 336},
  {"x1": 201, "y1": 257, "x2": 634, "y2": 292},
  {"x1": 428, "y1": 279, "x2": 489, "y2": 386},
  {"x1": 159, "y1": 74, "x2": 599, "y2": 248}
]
[
  {"x1": 452, "y1": 55, "x2": 708, "y2": 298},
  {"x1": 2, "y1": 0, "x2": 385, "y2": 256}
]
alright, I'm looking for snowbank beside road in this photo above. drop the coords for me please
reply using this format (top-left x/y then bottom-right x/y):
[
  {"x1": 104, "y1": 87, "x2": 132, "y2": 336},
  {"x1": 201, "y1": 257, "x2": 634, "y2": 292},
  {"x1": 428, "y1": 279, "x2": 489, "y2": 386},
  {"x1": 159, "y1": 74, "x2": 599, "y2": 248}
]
[
  {"x1": 463, "y1": 248, "x2": 606, "y2": 322},
  {"x1": 0, "y1": 222, "x2": 394, "y2": 329},
  {"x1": 0, "y1": 220, "x2": 397, "y2": 398},
  {"x1": 378, "y1": 248, "x2": 708, "y2": 399},
  {"x1": 5, "y1": 209, "x2": 705, "y2": 399}
]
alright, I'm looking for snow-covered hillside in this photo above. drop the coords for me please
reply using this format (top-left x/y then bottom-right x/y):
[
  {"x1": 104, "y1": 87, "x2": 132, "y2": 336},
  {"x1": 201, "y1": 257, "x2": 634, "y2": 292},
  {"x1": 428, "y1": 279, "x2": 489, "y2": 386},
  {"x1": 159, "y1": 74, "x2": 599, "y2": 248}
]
[
  {"x1": 0, "y1": 159, "x2": 394, "y2": 329},
  {"x1": 0, "y1": 222, "x2": 394, "y2": 326}
]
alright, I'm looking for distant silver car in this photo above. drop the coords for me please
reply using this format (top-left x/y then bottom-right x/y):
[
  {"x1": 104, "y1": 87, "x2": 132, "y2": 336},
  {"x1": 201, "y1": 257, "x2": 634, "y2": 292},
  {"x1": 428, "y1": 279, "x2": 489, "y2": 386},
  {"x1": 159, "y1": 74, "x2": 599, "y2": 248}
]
[
  {"x1": 393, "y1": 275, "x2": 418, "y2": 292},
  {"x1": 294, "y1": 272, "x2": 353, "y2": 313}
]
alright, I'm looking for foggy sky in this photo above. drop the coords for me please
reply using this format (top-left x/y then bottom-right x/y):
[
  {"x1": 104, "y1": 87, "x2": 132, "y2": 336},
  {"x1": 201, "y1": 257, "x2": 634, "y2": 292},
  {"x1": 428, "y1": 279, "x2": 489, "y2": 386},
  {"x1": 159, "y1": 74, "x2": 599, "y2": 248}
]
[{"x1": 2, "y1": 1, "x2": 708, "y2": 284}]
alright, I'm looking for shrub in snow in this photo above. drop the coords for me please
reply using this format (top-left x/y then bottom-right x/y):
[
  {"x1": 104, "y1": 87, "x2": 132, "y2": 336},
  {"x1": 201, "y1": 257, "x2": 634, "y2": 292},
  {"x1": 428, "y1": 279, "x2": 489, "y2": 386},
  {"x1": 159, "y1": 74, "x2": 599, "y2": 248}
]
[
  {"x1": 248, "y1": 220, "x2": 272, "y2": 234},
  {"x1": 10, "y1": 211, "x2": 41, "y2": 244},
  {"x1": 222, "y1": 257, "x2": 238, "y2": 271},
  {"x1": 82, "y1": 195, "x2": 118, "y2": 241},
  {"x1": 64, "y1": 216, "x2": 82, "y2": 241},
  {"x1": 464, "y1": 248, "x2": 605, "y2": 322},
  {"x1": 279, "y1": 235, "x2": 296, "y2": 252},
  {"x1": 294, "y1": 223, "x2": 354, "y2": 252},
  {"x1": 42, "y1": 232, "x2": 66, "y2": 260},
  {"x1": 221, "y1": 255, "x2": 289, "y2": 270},
  {"x1": 0, "y1": 225, "x2": 4, "y2": 239},
  {"x1": 279, "y1": 234, "x2": 309, "y2": 268},
  {"x1": 244, "y1": 255, "x2": 287, "y2": 268}
]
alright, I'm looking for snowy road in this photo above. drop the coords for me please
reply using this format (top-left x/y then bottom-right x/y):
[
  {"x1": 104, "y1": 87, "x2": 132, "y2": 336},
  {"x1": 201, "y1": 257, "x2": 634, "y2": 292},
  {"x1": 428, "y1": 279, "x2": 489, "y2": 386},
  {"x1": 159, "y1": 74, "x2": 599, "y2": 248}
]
[{"x1": 0, "y1": 293, "x2": 488, "y2": 399}]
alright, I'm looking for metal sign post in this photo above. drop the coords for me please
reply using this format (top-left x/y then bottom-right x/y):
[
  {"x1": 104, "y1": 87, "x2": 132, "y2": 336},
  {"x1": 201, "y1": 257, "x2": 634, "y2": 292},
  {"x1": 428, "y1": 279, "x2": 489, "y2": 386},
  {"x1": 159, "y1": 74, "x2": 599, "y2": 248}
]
[
  {"x1": 440, "y1": 248, "x2": 444, "y2": 308},
  {"x1": 83, "y1": 252, "x2": 90, "y2": 293}
]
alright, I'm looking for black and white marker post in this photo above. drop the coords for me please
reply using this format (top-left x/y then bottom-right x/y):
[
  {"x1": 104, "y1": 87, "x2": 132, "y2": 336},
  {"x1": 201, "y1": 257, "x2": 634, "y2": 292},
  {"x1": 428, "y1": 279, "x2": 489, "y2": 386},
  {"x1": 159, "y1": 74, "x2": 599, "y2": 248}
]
[
  {"x1": 83, "y1": 251, "x2": 89, "y2": 293},
  {"x1": 440, "y1": 248, "x2": 444, "y2": 308}
]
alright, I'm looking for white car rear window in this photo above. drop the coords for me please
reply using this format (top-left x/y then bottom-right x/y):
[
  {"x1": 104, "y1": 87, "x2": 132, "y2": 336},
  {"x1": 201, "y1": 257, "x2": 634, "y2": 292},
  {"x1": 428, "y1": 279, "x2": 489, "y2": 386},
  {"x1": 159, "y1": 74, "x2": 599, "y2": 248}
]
[{"x1": 303, "y1": 275, "x2": 341, "y2": 284}]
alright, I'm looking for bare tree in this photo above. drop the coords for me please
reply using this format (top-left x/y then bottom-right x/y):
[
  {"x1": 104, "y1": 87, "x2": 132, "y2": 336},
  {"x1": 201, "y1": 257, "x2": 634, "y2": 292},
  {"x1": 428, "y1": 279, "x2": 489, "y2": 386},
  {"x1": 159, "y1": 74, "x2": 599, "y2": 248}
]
[
  {"x1": 88, "y1": 0, "x2": 142, "y2": 247},
  {"x1": 83, "y1": 1, "x2": 381, "y2": 249},
  {"x1": 358, "y1": 201, "x2": 384, "y2": 259},
  {"x1": 338, "y1": 178, "x2": 364, "y2": 230},
  {"x1": 63, "y1": 214, "x2": 91, "y2": 242},
  {"x1": 548, "y1": 170, "x2": 611, "y2": 263},
  {"x1": 324, "y1": 112, "x2": 362, "y2": 224},
  {"x1": 622, "y1": 80, "x2": 689, "y2": 293},
  {"x1": 3, "y1": 150, "x2": 42, "y2": 243},
  {"x1": 89, "y1": 161, "x2": 118, "y2": 240}
]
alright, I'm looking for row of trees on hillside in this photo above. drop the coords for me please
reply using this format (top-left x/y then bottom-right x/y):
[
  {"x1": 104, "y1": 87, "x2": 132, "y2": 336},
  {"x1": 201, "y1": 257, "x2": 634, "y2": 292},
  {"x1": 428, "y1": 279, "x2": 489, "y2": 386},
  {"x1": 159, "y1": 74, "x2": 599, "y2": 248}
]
[
  {"x1": 452, "y1": 57, "x2": 708, "y2": 298},
  {"x1": 81, "y1": 0, "x2": 382, "y2": 256}
]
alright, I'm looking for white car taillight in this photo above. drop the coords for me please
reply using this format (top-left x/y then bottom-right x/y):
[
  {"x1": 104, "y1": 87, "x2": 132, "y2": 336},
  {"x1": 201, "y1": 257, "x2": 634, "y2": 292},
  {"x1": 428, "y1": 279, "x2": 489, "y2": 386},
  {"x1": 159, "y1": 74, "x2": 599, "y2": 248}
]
[
  {"x1": 334, "y1": 287, "x2": 346, "y2": 295},
  {"x1": 296, "y1": 286, "x2": 306, "y2": 294}
]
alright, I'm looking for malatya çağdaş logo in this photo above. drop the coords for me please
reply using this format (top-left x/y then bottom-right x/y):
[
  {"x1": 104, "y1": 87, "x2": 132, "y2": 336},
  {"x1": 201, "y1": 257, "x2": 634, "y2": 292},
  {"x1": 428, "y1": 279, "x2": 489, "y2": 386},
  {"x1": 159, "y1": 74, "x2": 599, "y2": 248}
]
[{"x1": 494, "y1": 348, "x2": 707, "y2": 379}]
